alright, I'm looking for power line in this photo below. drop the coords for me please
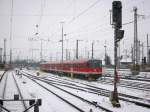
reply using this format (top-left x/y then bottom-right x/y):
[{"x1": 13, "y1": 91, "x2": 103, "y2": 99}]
[
  {"x1": 68, "y1": 0, "x2": 101, "y2": 24},
  {"x1": 37, "y1": 0, "x2": 46, "y2": 26},
  {"x1": 122, "y1": 21, "x2": 134, "y2": 25}
]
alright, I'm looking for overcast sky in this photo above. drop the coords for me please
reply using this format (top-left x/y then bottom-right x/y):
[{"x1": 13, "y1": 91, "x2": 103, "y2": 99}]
[{"x1": 0, "y1": 0, "x2": 150, "y2": 62}]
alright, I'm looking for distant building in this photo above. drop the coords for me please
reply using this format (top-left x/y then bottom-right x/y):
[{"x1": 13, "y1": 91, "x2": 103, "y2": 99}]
[{"x1": 120, "y1": 56, "x2": 132, "y2": 69}]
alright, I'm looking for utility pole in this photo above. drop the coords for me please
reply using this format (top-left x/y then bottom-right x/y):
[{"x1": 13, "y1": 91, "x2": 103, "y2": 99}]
[
  {"x1": 0, "y1": 48, "x2": 2, "y2": 63},
  {"x1": 133, "y1": 7, "x2": 138, "y2": 65},
  {"x1": 147, "y1": 34, "x2": 149, "y2": 64},
  {"x1": 138, "y1": 41, "x2": 141, "y2": 63},
  {"x1": 84, "y1": 47, "x2": 87, "y2": 59},
  {"x1": 76, "y1": 40, "x2": 82, "y2": 59},
  {"x1": 104, "y1": 42, "x2": 107, "y2": 65},
  {"x1": 91, "y1": 41, "x2": 94, "y2": 59},
  {"x1": 88, "y1": 51, "x2": 90, "y2": 59},
  {"x1": 31, "y1": 49, "x2": 33, "y2": 62},
  {"x1": 132, "y1": 7, "x2": 144, "y2": 74},
  {"x1": 131, "y1": 45, "x2": 134, "y2": 63},
  {"x1": 60, "y1": 22, "x2": 64, "y2": 62},
  {"x1": 68, "y1": 51, "x2": 71, "y2": 60},
  {"x1": 40, "y1": 39, "x2": 49, "y2": 62},
  {"x1": 40, "y1": 39, "x2": 43, "y2": 62},
  {"x1": 3, "y1": 39, "x2": 6, "y2": 64},
  {"x1": 9, "y1": 0, "x2": 13, "y2": 64},
  {"x1": 124, "y1": 49, "x2": 128, "y2": 63},
  {"x1": 76, "y1": 40, "x2": 79, "y2": 59},
  {"x1": 133, "y1": 7, "x2": 144, "y2": 65},
  {"x1": 141, "y1": 43, "x2": 144, "y2": 62},
  {"x1": 66, "y1": 49, "x2": 68, "y2": 60}
]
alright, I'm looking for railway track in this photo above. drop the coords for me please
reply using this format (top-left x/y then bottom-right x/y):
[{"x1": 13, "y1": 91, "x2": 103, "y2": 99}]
[
  {"x1": 22, "y1": 71, "x2": 150, "y2": 109},
  {"x1": 44, "y1": 75, "x2": 150, "y2": 108},
  {"x1": 0, "y1": 71, "x2": 6, "y2": 82},
  {"x1": 0, "y1": 71, "x2": 28, "y2": 112},
  {"x1": 21, "y1": 71, "x2": 113, "y2": 112},
  {"x1": 103, "y1": 73, "x2": 150, "y2": 82},
  {"x1": 99, "y1": 77, "x2": 150, "y2": 92}
]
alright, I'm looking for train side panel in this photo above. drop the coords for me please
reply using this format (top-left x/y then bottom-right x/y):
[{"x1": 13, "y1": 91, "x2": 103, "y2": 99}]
[{"x1": 40, "y1": 59, "x2": 102, "y2": 80}]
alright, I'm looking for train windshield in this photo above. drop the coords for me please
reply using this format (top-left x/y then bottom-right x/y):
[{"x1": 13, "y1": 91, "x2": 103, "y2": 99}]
[{"x1": 88, "y1": 60, "x2": 102, "y2": 68}]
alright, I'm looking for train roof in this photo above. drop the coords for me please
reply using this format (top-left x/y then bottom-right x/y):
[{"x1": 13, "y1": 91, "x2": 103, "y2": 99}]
[{"x1": 40, "y1": 59, "x2": 101, "y2": 65}]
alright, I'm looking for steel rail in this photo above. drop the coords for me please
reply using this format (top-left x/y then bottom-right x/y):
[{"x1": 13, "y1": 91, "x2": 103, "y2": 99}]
[
  {"x1": 22, "y1": 72, "x2": 113, "y2": 112},
  {"x1": 23, "y1": 75, "x2": 85, "y2": 112},
  {"x1": 99, "y1": 77, "x2": 150, "y2": 92},
  {"x1": 0, "y1": 71, "x2": 6, "y2": 82},
  {"x1": 42, "y1": 76, "x2": 150, "y2": 108},
  {"x1": 23, "y1": 71, "x2": 150, "y2": 108},
  {"x1": 2, "y1": 72, "x2": 9, "y2": 99},
  {"x1": 12, "y1": 73, "x2": 28, "y2": 111}
]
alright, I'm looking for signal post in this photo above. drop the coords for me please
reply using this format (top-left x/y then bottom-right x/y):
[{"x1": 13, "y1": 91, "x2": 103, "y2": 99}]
[{"x1": 110, "y1": 1, "x2": 124, "y2": 107}]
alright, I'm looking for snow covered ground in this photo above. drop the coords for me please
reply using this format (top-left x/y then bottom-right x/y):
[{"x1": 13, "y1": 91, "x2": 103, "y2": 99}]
[
  {"x1": 23, "y1": 70, "x2": 150, "y2": 112},
  {"x1": 0, "y1": 70, "x2": 4, "y2": 78},
  {"x1": 0, "y1": 70, "x2": 149, "y2": 112},
  {"x1": 104, "y1": 68, "x2": 150, "y2": 78},
  {"x1": 0, "y1": 71, "x2": 26, "y2": 112}
]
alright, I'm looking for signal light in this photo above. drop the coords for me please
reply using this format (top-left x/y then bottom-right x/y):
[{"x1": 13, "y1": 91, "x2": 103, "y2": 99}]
[{"x1": 112, "y1": 1, "x2": 122, "y2": 28}]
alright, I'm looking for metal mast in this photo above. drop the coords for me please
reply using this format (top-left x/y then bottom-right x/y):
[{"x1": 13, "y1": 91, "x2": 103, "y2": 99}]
[
  {"x1": 147, "y1": 34, "x2": 149, "y2": 64},
  {"x1": 76, "y1": 40, "x2": 79, "y2": 59},
  {"x1": 104, "y1": 41, "x2": 107, "y2": 65},
  {"x1": 91, "y1": 41, "x2": 94, "y2": 59},
  {"x1": 60, "y1": 22, "x2": 64, "y2": 62},
  {"x1": 0, "y1": 48, "x2": 2, "y2": 63},
  {"x1": 133, "y1": 7, "x2": 138, "y2": 65},
  {"x1": 9, "y1": 0, "x2": 13, "y2": 64},
  {"x1": 141, "y1": 43, "x2": 144, "y2": 62},
  {"x1": 40, "y1": 39, "x2": 43, "y2": 62},
  {"x1": 3, "y1": 39, "x2": 6, "y2": 64},
  {"x1": 131, "y1": 45, "x2": 134, "y2": 63}
]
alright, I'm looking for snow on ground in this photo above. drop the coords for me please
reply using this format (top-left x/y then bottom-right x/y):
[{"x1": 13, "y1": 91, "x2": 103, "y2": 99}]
[
  {"x1": 104, "y1": 68, "x2": 150, "y2": 78},
  {"x1": 93, "y1": 81, "x2": 150, "y2": 100},
  {"x1": 22, "y1": 70, "x2": 150, "y2": 112},
  {"x1": 0, "y1": 70, "x2": 4, "y2": 78},
  {"x1": 0, "y1": 70, "x2": 4, "y2": 74},
  {"x1": 36, "y1": 79, "x2": 101, "y2": 112},
  {"x1": 13, "y1": 72, "x2": 79, "y2": 112},
  {"x1": 24, "y1": 70, "x2": 150, "y2": 100},
  {"x1": 0, "y1": 71, "x2": 25, "y2": 112},
  {"x1": 52, "y1": 82, "x2": 150, "y2": 112},
  {"x1": 38, "y1": 71, "x2": 150, "y2": 101}
]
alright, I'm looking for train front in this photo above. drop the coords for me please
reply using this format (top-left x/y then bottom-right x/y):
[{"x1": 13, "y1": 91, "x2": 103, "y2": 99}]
[{"x1": 86, "y1": 59, "x2": 102, "y2": 80}]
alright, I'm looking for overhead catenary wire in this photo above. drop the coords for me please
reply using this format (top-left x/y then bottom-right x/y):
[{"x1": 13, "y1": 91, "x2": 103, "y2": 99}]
[
  {"x1": 68, "y1": 0, "x2": 101, "y2": 24},
  {"x1": 50, "y1": 0, "x2": 150, "y2": 41},
  {"x1": 35, "y1": 0, "x2": 46, "y2": 36},
  {"x1": 33, "y1": 0, "x2": 149, "y2": 42},
  {"x1": 37, "y1": 0, "x2": 46, "y2": 27}
]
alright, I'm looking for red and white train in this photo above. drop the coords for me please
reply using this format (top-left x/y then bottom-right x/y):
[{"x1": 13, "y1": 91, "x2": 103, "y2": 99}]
[{"x1": 40, "y1": 59, "x2": 102, "y2": 80}]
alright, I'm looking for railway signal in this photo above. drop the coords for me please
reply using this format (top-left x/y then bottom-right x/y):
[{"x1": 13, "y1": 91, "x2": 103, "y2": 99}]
[
  {"x1": 110, "y1": 1, "x2": 124, "y2": 107},
  {"x1": 112, "y1": 1, "x2": 122, "y2": 29}
]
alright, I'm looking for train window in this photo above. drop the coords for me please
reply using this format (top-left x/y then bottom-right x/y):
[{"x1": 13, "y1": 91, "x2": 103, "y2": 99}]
[{"x1": 88, "y1": 60, "x2": 102, "y2": 68}]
